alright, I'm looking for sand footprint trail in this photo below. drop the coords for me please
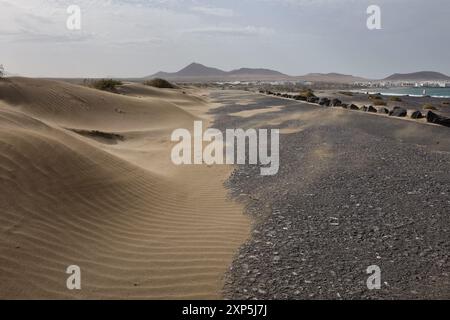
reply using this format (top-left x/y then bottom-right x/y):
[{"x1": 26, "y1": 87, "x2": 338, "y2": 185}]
[{"x1": 0, "y1": 78, "x2": 249, "y2": 299}]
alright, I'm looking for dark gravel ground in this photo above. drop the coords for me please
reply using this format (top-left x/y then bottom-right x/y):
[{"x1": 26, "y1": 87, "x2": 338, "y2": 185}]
[{"x1": 209, "y1": 90, "x2": 450, "y2": 300}]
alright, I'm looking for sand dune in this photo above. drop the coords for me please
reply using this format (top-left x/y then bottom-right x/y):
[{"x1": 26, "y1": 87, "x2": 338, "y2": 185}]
[{"x1": 0, "y1": 78, "x2": 249, "y2": 299}]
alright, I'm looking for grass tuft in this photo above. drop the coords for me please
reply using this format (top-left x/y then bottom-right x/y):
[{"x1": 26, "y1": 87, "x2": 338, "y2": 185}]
[
  {"x1": 85, "y1": 79, "x2": 123, "y2": 92},
  {"x1": 423, "y1": 103, "x2": 438, "y2": 110},
  {"x1": 143, "y1": 78, "x2": 177, "y2": 89},
  {"x1": 389, "y1": 96, "x2": 402, "y2": 102}
]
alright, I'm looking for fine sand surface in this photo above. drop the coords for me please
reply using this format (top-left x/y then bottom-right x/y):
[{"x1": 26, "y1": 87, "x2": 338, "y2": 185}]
[{"x1": 0, "y1": 78, "x2": 249, "y2": 299}]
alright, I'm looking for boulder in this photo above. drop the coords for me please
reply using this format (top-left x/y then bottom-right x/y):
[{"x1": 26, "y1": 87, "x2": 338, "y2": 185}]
[
  {"x1": 426, "y1": 111, "x2": 450, "y2": 127},
  {"x1": 389, "y1": 106, "x2": 407, "y2": 117},
  {"x1": 341, "y1": 103, "x2": 348, "y2": 109},
  {"x1": 349, "y1": 104, "x2": 359, "y2": 110},
  {"x1": 307, "y1": 96, "x2": 319, "y2": 103},
  {"x1": 319, "y1": 97, "x2": 331, "y2": 106},
  {"x1": 377, "y1": 107, "x2": 389, "y2": 114},
  {"x1": 331, "y1": 98, "x2": 342, "y2": 107},
  {"x1": 411, "y1": 110, "x2": 424, "y2": 119},
  {"x1": 367, "y1": 105, "x2": 377, "y2": 113},
  {"x1": 293, "y1": 95, "x2": 306, "y2": 101}
]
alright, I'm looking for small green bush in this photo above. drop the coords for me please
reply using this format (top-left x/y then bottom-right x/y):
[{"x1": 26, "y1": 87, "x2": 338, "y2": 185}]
[
  {"x1": 87, "y1": 79, "x2": 123, "y2": 92},
  {"x1": 373, "y1": 100, "x2": 387, "y2": 106},
  {"x1": 298, "y1": 89, "x2": 315, "y2": 98},
  {"x1": 369, "y1": 94, "x2": 383, "y2": 100},
  {"x1": 423, "y1": 104, "x2": 437, "y2": 110},
  {"x1": 389, "y1": 96, "x2": 402, "y2": 102},
  {"x1": 144, "y1": 78, "x2": 176, "y2": 89}
]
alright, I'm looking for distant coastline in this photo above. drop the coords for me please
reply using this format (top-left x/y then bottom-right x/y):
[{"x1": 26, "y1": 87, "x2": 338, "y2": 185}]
[{"x1": 355, "y1": 87, "x2": 450, "y2": 99}]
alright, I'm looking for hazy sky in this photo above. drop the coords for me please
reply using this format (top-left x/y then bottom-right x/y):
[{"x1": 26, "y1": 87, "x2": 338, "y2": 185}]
[{"x1": 1, "y1": 0, "x2": 449, "y2": 78}]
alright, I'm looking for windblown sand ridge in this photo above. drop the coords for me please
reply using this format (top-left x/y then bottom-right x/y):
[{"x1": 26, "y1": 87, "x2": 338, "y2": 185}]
[{"x1": 0, "y1": 78, "x2": 249, "y2": 299}]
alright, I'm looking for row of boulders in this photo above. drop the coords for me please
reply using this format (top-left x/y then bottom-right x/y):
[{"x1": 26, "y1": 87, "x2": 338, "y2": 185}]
[
  {"x1": 259, "y1": 90, "x2": 316, "y2": 102},
  {"x1": 259, "y1": 90, "x2": 450, "y2": 128},
  {"x1": 361, "y1": 105, "x2": 378, "y2": 113}
]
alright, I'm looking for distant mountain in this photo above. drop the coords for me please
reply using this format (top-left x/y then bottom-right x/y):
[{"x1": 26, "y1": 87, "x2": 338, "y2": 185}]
[
  {"x1": 228, "y1": 68, "x2": 286, "y2": 77},
  {"x1": 146, "y1": 63, "x2": 379, "y2": 83},
  {"x1": 171, "y1": 62, "x2": 227, "y2": 77},
  {"x1": 384, "y1": 71, "x2": 450, "y2": 81},
  {"x1": 298, "y1": 73, "x2": 369, "y2": 83},
  {"x1": 146, "y1": 63, "x2": 290, "y2": 81}
]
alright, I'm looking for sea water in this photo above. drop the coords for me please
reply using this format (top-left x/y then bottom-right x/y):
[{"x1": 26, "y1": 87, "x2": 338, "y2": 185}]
[{"x1": 357, "y1": 87, "x2": 450, "y2": 99}]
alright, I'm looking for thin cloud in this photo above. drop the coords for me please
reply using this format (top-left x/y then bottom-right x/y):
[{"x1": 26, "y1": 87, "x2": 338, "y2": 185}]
[
  {"x1": 191, "y1": 6, "x2": 234, "y2": 17},
  {"x1": 9, "y1": 31, "x2": 93, "y2": 43},
  {"x1": 185, "y1": 26, "x2": 275, "y2": 37},
  {"x1": 109, "y1": 37, "x2": 164, "y2": 47}
]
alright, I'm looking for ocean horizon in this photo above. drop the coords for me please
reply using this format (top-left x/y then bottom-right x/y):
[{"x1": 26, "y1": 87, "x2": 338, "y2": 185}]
[{"x1": 357, "y1": 87, "x2": 450, "y2": 99}]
